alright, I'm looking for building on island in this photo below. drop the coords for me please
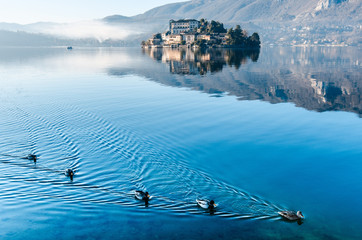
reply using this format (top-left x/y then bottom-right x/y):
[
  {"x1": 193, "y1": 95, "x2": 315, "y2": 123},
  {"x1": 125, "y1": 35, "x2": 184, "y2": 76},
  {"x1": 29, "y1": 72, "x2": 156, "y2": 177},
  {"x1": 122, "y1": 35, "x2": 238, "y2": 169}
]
[
  {"x1": 169, "y1": 19, "x2": 199, "y2": 34},
  {"x1": 146, "y1": 19, "x2": 222, "y2": 47},
  {"x1": 167, "y1": 34, "x2": 183, "y2": 45},
  {"x1": 183, "y1": 32, "x2": 197, "y2": 44},
  {"x1": 197, "y1": 34, "x2": 211, "y2": 41},
  {"x1": 149, "y1": 34, "x2": 162, "y2": 46},
  {"x1": 162, "y1": 31, "x2": 171, "y2": 41},
  {"x1": 143, "y1": 19, "x2": 260, "y2": 49}
]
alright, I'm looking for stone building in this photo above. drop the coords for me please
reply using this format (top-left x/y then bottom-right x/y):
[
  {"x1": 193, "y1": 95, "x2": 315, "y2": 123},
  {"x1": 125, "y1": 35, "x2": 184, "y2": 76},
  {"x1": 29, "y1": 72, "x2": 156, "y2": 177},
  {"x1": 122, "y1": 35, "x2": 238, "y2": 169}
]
[
  {"x1": 167, "y1": 34, "x2": 183, "y2": 45},
  {"x1": 182, "y1": 33, "x2": 197, "y2": 44},
  {"x1": 169, "y1": 19, "x2": 200, "y2": 34}
]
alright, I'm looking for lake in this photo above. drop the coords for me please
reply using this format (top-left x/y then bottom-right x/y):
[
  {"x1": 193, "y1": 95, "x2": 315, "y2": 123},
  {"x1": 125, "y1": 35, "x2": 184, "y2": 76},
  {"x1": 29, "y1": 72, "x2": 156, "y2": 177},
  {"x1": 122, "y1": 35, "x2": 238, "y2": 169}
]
[{"x1": 0, "y1": 46, "x2": 361, "y2": 240}]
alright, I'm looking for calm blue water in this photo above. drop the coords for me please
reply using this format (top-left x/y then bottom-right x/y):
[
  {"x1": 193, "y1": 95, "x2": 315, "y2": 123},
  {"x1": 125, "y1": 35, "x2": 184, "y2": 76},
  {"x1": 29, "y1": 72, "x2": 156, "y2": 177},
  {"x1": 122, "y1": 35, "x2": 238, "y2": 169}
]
[{"x1": 0, "y1": 46, "x2": 361, "y2": 239}]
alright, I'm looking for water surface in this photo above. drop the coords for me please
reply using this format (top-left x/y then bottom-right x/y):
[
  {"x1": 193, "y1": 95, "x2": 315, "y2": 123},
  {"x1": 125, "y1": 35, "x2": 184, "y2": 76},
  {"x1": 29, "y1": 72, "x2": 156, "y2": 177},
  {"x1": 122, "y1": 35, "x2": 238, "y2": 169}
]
[{"x1": 0, "y1": 46, "x2": 361, "y2": 240}]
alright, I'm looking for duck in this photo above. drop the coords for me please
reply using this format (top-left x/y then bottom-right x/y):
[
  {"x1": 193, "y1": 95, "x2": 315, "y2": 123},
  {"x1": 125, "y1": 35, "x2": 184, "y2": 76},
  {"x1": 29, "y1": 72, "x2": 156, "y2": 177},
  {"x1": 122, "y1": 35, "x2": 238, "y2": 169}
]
[
  {"x1": 135, "y1": 190, "x2": 151, "y2": 204},
  {"x1": 64, "y1": 168, "x2": 75, "y2": 180},
  {"x1": 196, "y1": 199, "x2": 217, "y2": 210},
  {"x1": 27, "y1": 154, "x2": 37, "y2": 162},
  {"x1": 278, "y1": 211, "x2": 304, "y2": 221}
]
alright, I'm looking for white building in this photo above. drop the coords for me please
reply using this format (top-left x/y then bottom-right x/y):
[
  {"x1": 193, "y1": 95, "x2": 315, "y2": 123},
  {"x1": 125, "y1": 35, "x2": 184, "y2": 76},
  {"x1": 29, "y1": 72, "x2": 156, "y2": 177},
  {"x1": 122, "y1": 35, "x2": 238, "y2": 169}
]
[
  {"x1": 182, "y1": 33, "x2": 197, "y2": 44},
  {"x1": 162, "y1": 31, "x2": 171, "y2": 41},
  {"x1": 169, "y1": 19, "x2": 199, "y2": 34},
  {"x1": 167, "y1": 34, "x2": 182, "y2": 45}
]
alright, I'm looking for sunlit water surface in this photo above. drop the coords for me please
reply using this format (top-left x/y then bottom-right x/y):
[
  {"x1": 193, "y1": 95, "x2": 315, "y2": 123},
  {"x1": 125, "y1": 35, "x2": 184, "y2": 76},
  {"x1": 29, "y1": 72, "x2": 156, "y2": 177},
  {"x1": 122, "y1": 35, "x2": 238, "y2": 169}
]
[{"x1": 0, "y1": 47, "x2": 361, "y2": 240}]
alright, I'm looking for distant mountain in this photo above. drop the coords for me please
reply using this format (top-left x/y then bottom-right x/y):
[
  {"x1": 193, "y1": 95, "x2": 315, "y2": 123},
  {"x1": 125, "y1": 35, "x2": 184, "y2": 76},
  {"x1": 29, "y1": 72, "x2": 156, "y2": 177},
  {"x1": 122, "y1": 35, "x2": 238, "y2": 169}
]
[
  {"x1": 107, "y1": 0, "x2": 361, "y2": 46},
  {"x1": 136, "y1": 0, "x2": 359, "y2": 23},
  {"x1": 0, "y1": 0, "x2": 360, "y2": 46}
]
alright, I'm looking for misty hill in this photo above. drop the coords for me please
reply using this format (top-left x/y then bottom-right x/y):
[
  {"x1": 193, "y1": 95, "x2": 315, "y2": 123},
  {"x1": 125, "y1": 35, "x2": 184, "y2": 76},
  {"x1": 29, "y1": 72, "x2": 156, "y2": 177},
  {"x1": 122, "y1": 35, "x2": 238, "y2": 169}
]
[
  {"x1": 0, "y1": 30, "x2": 134, "y2": 47},
  {"x1": 0, "y1": 22, "x2": 62, "y2": 34},
  {"x1": 103, "y1": 15, "x2": 132, "y2": 22},
  {"x1": 0, "y1": 30, "x2": 63, "y2": 46},
  {"x1": 0, "y1": 19, "x2": 146, "y2": 47},
  {"x1": 0, "y1": 17, "x2": 162, "y2": 47}
]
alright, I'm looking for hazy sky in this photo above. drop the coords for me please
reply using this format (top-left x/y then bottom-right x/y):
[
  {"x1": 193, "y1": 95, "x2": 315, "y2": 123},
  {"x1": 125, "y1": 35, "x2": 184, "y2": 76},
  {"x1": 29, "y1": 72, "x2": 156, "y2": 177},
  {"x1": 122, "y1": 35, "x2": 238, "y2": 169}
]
[{"x1": 0, "y1": 0, "x2": 187, "y2": 24}]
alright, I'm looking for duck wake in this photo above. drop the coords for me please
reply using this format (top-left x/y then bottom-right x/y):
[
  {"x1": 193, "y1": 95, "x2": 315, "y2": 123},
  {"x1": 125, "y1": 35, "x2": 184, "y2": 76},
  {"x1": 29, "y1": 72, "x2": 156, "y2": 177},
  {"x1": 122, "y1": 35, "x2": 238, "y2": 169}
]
[{"x1": 0, "y1": 102, "x2": 285, "y2": 221}]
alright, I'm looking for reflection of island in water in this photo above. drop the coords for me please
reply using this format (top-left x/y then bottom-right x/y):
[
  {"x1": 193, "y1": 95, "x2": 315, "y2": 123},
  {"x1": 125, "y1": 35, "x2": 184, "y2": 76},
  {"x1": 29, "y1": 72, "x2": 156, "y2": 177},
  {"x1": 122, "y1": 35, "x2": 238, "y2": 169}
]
[
  {"x1": 142, "y1": 48, "x2": 260, "y2": 75},
  {"x1": 116, "y1": 47, "x2": 362, "y2": 116}
]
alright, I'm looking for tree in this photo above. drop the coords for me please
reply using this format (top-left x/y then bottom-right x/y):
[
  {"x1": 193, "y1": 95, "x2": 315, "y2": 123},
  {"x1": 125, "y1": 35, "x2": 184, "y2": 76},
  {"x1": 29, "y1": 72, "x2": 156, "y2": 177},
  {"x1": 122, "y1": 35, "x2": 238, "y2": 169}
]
[
  {"x1": 207, "y1": 20, "x2": 227, "y2": 33},
  {"x1": 226, "y1": 28, "x2": 234, "y2": 45},
  {"x1": 198, "y1": 18, "x2": 209, "y2": 33},
  {"x1": 250, "y1": 33, "x2": 260, "y2": 42},
  {"x1": 247, "y1": 32, "x2": 261, "y2": 47},
  {"x1": 154, "y1": 33, "x2": 162, "y2": 39},
  {"x1": 226, "y1": 25, "x2": 252, "y2": 46},
  {"x1": 195, "y1": 39, "x2": 207, "y2": 48}
]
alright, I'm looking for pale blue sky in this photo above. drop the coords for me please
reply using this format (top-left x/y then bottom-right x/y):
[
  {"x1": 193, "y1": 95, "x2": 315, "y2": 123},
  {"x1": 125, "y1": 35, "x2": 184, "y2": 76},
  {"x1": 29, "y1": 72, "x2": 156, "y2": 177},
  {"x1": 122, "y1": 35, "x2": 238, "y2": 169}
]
[{"x1": 0, "y1": 0, "x2": 187, "y2": 24}]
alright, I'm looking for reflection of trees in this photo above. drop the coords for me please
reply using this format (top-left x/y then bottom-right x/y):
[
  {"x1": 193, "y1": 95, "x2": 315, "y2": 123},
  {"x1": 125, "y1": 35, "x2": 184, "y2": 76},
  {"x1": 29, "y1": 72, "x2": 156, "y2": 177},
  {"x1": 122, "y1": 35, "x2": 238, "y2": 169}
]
[
  {"x1": 226, "y1": 49, "x2": 260, "y2": 69},
  {"x1": 116, "y1": 47, "x2": 362, "y2": 116},
  {"x1": 325, "y1": 85, "x2": 342, "y2": 104},
  {"x1": 143, "y1": 47, "x2": 260, "y2": 75}
]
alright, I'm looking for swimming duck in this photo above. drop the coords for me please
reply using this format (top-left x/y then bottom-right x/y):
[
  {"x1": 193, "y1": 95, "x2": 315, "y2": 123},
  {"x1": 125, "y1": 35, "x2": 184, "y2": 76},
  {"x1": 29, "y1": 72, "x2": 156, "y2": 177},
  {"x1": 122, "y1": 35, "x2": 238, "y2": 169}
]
[
  {"x1": 65, "y1": 168, "x2": 75, "y2": 180},
  {"x1": 27, "y1": 154, "x2": 37, "y2": 162},
  {"x1": 135, "y1": 191, "x2": 151, "y2": 204},
  {"x1": 278, "y1": 211, "x2": 304, "y2": 221},
  {"x1": 196, "y1": 199, "x2": 217, "y2": 210}
]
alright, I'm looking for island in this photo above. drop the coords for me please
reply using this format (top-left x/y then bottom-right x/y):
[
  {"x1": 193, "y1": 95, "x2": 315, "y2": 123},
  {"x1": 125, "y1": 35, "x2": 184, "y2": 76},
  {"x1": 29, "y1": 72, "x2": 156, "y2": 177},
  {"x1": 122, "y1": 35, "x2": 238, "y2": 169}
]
[{"x1": 142, "y1": 19, "x2": 261, "y2": 49}]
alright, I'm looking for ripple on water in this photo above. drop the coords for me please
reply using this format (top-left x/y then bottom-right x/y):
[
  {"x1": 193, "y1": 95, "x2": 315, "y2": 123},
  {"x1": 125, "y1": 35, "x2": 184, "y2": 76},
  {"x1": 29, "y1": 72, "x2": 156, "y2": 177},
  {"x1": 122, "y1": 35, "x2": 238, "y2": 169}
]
[{"x1": 0, "y1": 100, "x2": 285, "y2": 221}]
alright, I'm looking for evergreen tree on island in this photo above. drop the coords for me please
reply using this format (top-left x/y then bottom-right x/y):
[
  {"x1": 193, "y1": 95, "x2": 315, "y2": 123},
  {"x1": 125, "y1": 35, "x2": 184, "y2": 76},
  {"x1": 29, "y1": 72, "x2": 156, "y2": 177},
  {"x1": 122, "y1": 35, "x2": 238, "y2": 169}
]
[{"x1": 226, "y1": 25, "x2": 260, "y2": 47}]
